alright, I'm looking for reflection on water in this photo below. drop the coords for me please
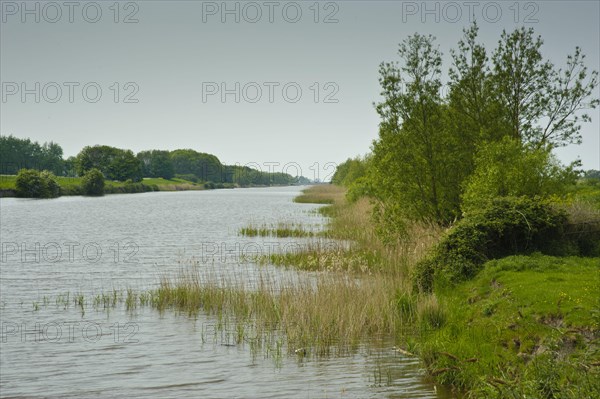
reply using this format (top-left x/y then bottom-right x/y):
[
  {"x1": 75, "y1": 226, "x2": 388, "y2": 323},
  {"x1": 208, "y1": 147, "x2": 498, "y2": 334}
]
[{"x1": 0, "y1": 187, "x2": 445, "y2": 398}]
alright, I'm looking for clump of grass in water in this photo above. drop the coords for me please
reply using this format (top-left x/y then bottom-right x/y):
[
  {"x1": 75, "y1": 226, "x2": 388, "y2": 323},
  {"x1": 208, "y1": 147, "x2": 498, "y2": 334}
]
[
  {"x1": 239, "y1": 221, "x2": 316, "y2": 238},
  {"x1": 74, "y1": 293, "x2": 85, "y2": 315},
  {"x1": 144, "y1": 264, "x2": 406, "y2": 358}
]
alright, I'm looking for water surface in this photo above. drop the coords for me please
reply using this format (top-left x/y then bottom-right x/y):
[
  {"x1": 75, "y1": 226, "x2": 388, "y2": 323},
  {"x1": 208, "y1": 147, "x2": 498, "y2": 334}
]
[{"x1": 0, "y1": 187, "x2": 444, "y2": 398}]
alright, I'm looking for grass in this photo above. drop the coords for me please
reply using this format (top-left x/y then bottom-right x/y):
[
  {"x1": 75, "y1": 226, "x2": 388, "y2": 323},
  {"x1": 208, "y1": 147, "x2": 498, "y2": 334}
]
[
  {"x1": 258, "y1": 185, "x2": 442, "y2": 276},
  {"x1": 146, "y1": 264, "x2": 406, "y2": 357},
  {"x1": 0, "y1": 174, "x2": 204, "y2": 196},
  {"x1": 417, "y1": 254, "x2": 600, "y2": 397},
  {"x1": 293, "y1": 184, "x2": 344, "y2": 204},
  {"x1": 141, "y1": 177, "x2": 204, "y2": 191},
  {"x1": 248, "y1": 185, "x2": 600, "y2": 396},
  {"x1": 239, "y1": 222, "x2": 316, "y2": 238}
]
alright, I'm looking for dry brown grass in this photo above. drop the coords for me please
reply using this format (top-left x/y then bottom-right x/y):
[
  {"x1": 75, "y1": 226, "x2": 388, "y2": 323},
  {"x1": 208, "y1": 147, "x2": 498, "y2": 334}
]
[
  {"x1": 274, "y1": 185, "x2": 443, "y2": 279},
  {"x1": 293, "y1": 184, "x2": 345, "y2": 204},
  {"x1": 149, "y1": 263, "x2": 417, "y2": 357}
]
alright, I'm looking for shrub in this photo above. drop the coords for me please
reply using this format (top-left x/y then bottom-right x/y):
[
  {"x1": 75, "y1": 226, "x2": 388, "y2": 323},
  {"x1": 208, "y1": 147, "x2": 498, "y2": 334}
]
[
  {"x1": 413, "y1": 197, "x2": 570, "y2": 291},
  {"x1": 40, "y1": 170, "x2": 61, "y2": 198},
  {"x1": 82, "y1": 168, "x2": 105, "y2": 196},
  {"x1": 15, "y1": 169, "x2": 61, "y2": 198},
  {"x1": 462, "y1": 137, "x2": 578, "y2": 215}
]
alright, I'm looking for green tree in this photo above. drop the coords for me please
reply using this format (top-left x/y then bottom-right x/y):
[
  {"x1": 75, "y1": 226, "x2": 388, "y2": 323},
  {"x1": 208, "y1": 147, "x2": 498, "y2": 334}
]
[
  {"x1": 76, "y1": 145, "x2": 142, "y2": 181},
  {"x1": 371, "y1": 33, "x2": 463, "y2": 225},
  {"x1": 0, "y1": 135, "x2": 65, "y2": 175},
  {"x1": 491, "y1": 27, "x2": 598, "y2": 148},
  {"x1": 331, "y1": 156, "x2": 369, "y2": 187},
  {"x1": 107, "y1": 149, "x2": 142, "y2": 182},
  {"x1": 137, "y1": 150, "x2": 174, "y2": 179},
  {"x1": 448, "y1": 22, "x2": 508, "y2": 144},
  {"x1": 82, "y1": 168, "x2": 105, "y2": 196},
  {"x1": 170, "y1": 149, "x2": 223, "y2": 182}
]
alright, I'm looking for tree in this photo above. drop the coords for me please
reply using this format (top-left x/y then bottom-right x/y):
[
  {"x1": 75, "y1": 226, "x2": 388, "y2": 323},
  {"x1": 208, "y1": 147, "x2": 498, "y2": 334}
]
[
  {"x1": 491, "y1": 27, "x2": 598, "y2": 148},
  {"x1": 170, "y1": 149, "x2": 223, "y2": 182},
  {"x1": 0, "y1": 135, "x2": 65, "y2": 175},
  {"x1": 137, "y1": 150, "x2": 174, "y2": 179},
  {"x1": 15, "y1": 169, "x2": 61, "y2": 198},
  {"x1": 448, "y1": 22, "x2": 508, "y2": 144},
  {"x1": 82, "y1": 168, "x2": 105, "y2": 196},
  {"x1": 371, "y1": 33, "x2": 463, "y2": 225},
  {"x1": 331, "y1": 156, "x2": 369, "y2": 187},
  {"x1": 40, "y1": 141, "x2": 64, "y2": 174},
  {"x1": 76, "y1": 145, "x2": 142, "y2": 182},
  {"x1": 107, "y1": 149, "x2": 142, "y2": 182}
]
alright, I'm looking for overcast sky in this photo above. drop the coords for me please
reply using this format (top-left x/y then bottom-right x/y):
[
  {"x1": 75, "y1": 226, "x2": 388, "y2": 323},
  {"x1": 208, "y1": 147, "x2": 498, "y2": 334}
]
[{"x1": 1, "y1": 0, "x2": 599, "y2": 180}]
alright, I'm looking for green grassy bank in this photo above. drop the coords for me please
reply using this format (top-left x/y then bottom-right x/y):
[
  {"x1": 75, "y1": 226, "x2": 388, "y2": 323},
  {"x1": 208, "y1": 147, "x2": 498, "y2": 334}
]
[{"x1": 0, "y1": 175, "x2": 231, "y2": 197}]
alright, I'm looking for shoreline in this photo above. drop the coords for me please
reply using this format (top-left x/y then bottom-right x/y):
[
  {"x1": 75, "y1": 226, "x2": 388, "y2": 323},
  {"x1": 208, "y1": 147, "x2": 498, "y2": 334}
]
[
  {"x1": 279, "y1": 185, "x2": 600, "y2": 397},
  {"x1": 0, "y1": 175, "x2": 308, "y2": 198}
]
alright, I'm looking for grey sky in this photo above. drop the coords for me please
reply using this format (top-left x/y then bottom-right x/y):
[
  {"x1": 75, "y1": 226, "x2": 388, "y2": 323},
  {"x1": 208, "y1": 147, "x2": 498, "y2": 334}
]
[{"x1": 1, "y1": 0, "x2": 599, "y2": 180}]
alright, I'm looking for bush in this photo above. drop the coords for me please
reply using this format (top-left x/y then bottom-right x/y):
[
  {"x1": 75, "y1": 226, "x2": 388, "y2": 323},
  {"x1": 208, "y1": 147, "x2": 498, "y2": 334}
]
[
  {"x1": 462, "y1": 138, "x2": 578, "y2": 215},
  {"x1": 82, "y1": 168, "x2": 105, "y2": 196},
  {"x1": 413, "y1": 197, "x2": 570, "y2": 292},
  {"x1": 15, "y1": 169, "x2": 61, "y2": 198},
  {"x1": 40, "y1": 170, "x2": 61, "y2": 198}
]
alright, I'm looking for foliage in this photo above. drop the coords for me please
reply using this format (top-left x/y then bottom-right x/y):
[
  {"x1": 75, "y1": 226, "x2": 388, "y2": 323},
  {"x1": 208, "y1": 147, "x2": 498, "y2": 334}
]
[
  {"x1": 170, "y1": 149, "x2": 223, "y2": 182},
  {"x1": 225, "y1": 165, "x2": 300, "y2": 186},
  {"x1": 15, "y1": 168, "x2": 61, "y2": 198},
  {"x1": 331, "y1": 156, "x2": 369, "y2": 187},
  {"x1": 0, "y1": 135, "x2": 65, "y2": 175},
  {"x1": 491, "y1": 28, "x2": 598, "y2": 147},
  {"x1": 413, "y1": 197, "x2": 571, "y2": 292},
  {"x1": 371, "y1": 34, "x2": 465, "y2": 225},
  {"x1": 359, "y1": 23, "x2": 599, "y2": 228},
  {"x1": 461, "y1": 137, "x2": 579, "y2": 214},
  {"x1": 137, "y1": 150, "x2": 174, "y2": 179},
  {"x1": 583, "y1": 169, "x2": 600, "y2": 180},
  {"x1": 76, "y1": 145, "x2": 143, "y2": 182},
  {"x1": 81, "y1": 168, "x2": 105, "y2": 196}
]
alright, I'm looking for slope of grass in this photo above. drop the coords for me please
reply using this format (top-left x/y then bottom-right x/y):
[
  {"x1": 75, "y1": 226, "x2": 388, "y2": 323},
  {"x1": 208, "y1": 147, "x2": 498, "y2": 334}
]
[
  {"x1": 415, "y1": 254, "x2": 600, "y2": 397},
  {"x1": 0, "y1": 175, "x2": 203, "y2": 196}
]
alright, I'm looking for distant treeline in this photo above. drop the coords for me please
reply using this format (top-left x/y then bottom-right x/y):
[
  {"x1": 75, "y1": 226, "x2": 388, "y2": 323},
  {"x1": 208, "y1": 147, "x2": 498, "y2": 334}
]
[{"x1": 0, "y1": 135, "x2": 310, "y2": 186}]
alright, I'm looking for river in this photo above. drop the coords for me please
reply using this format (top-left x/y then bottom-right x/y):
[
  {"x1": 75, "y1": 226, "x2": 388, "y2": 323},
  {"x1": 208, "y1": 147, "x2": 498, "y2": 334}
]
[{"x1": 0, "y1": 186, "x2": 444, "y2": 398}]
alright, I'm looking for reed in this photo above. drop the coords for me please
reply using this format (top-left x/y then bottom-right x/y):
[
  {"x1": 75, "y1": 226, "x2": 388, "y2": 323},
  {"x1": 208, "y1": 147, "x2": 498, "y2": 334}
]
[
  {"x1": 143, "y1": 263, "x2": 413, "y2": 357},
  {"x1": 239, "y1": 221, "x2": 316, "y2": 238}
]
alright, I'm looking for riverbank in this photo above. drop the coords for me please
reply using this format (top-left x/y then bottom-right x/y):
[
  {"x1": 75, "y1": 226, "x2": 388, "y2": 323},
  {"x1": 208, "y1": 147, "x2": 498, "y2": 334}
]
[
  {"x1": 290, "y1": 185, "x2": 600, "y2": 397},
  {"x1": 0, "y1": 175, "x2": 290, "y2": 197}
]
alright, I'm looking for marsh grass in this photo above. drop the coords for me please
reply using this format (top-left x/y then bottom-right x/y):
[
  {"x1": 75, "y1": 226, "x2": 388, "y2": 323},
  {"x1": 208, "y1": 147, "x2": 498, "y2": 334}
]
[
  {"x1": 239, "y1": 221, "x2": 316, "y2": 238},
  {"x1": 146, "y1": 264, "x2": 413, "y2": 357},
  {"x1": 261, "y1": 186, "x2": 443, "y2": 278},
  {"x1": 293, "y1": 185, "x2": 344, "y2": 204}
]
